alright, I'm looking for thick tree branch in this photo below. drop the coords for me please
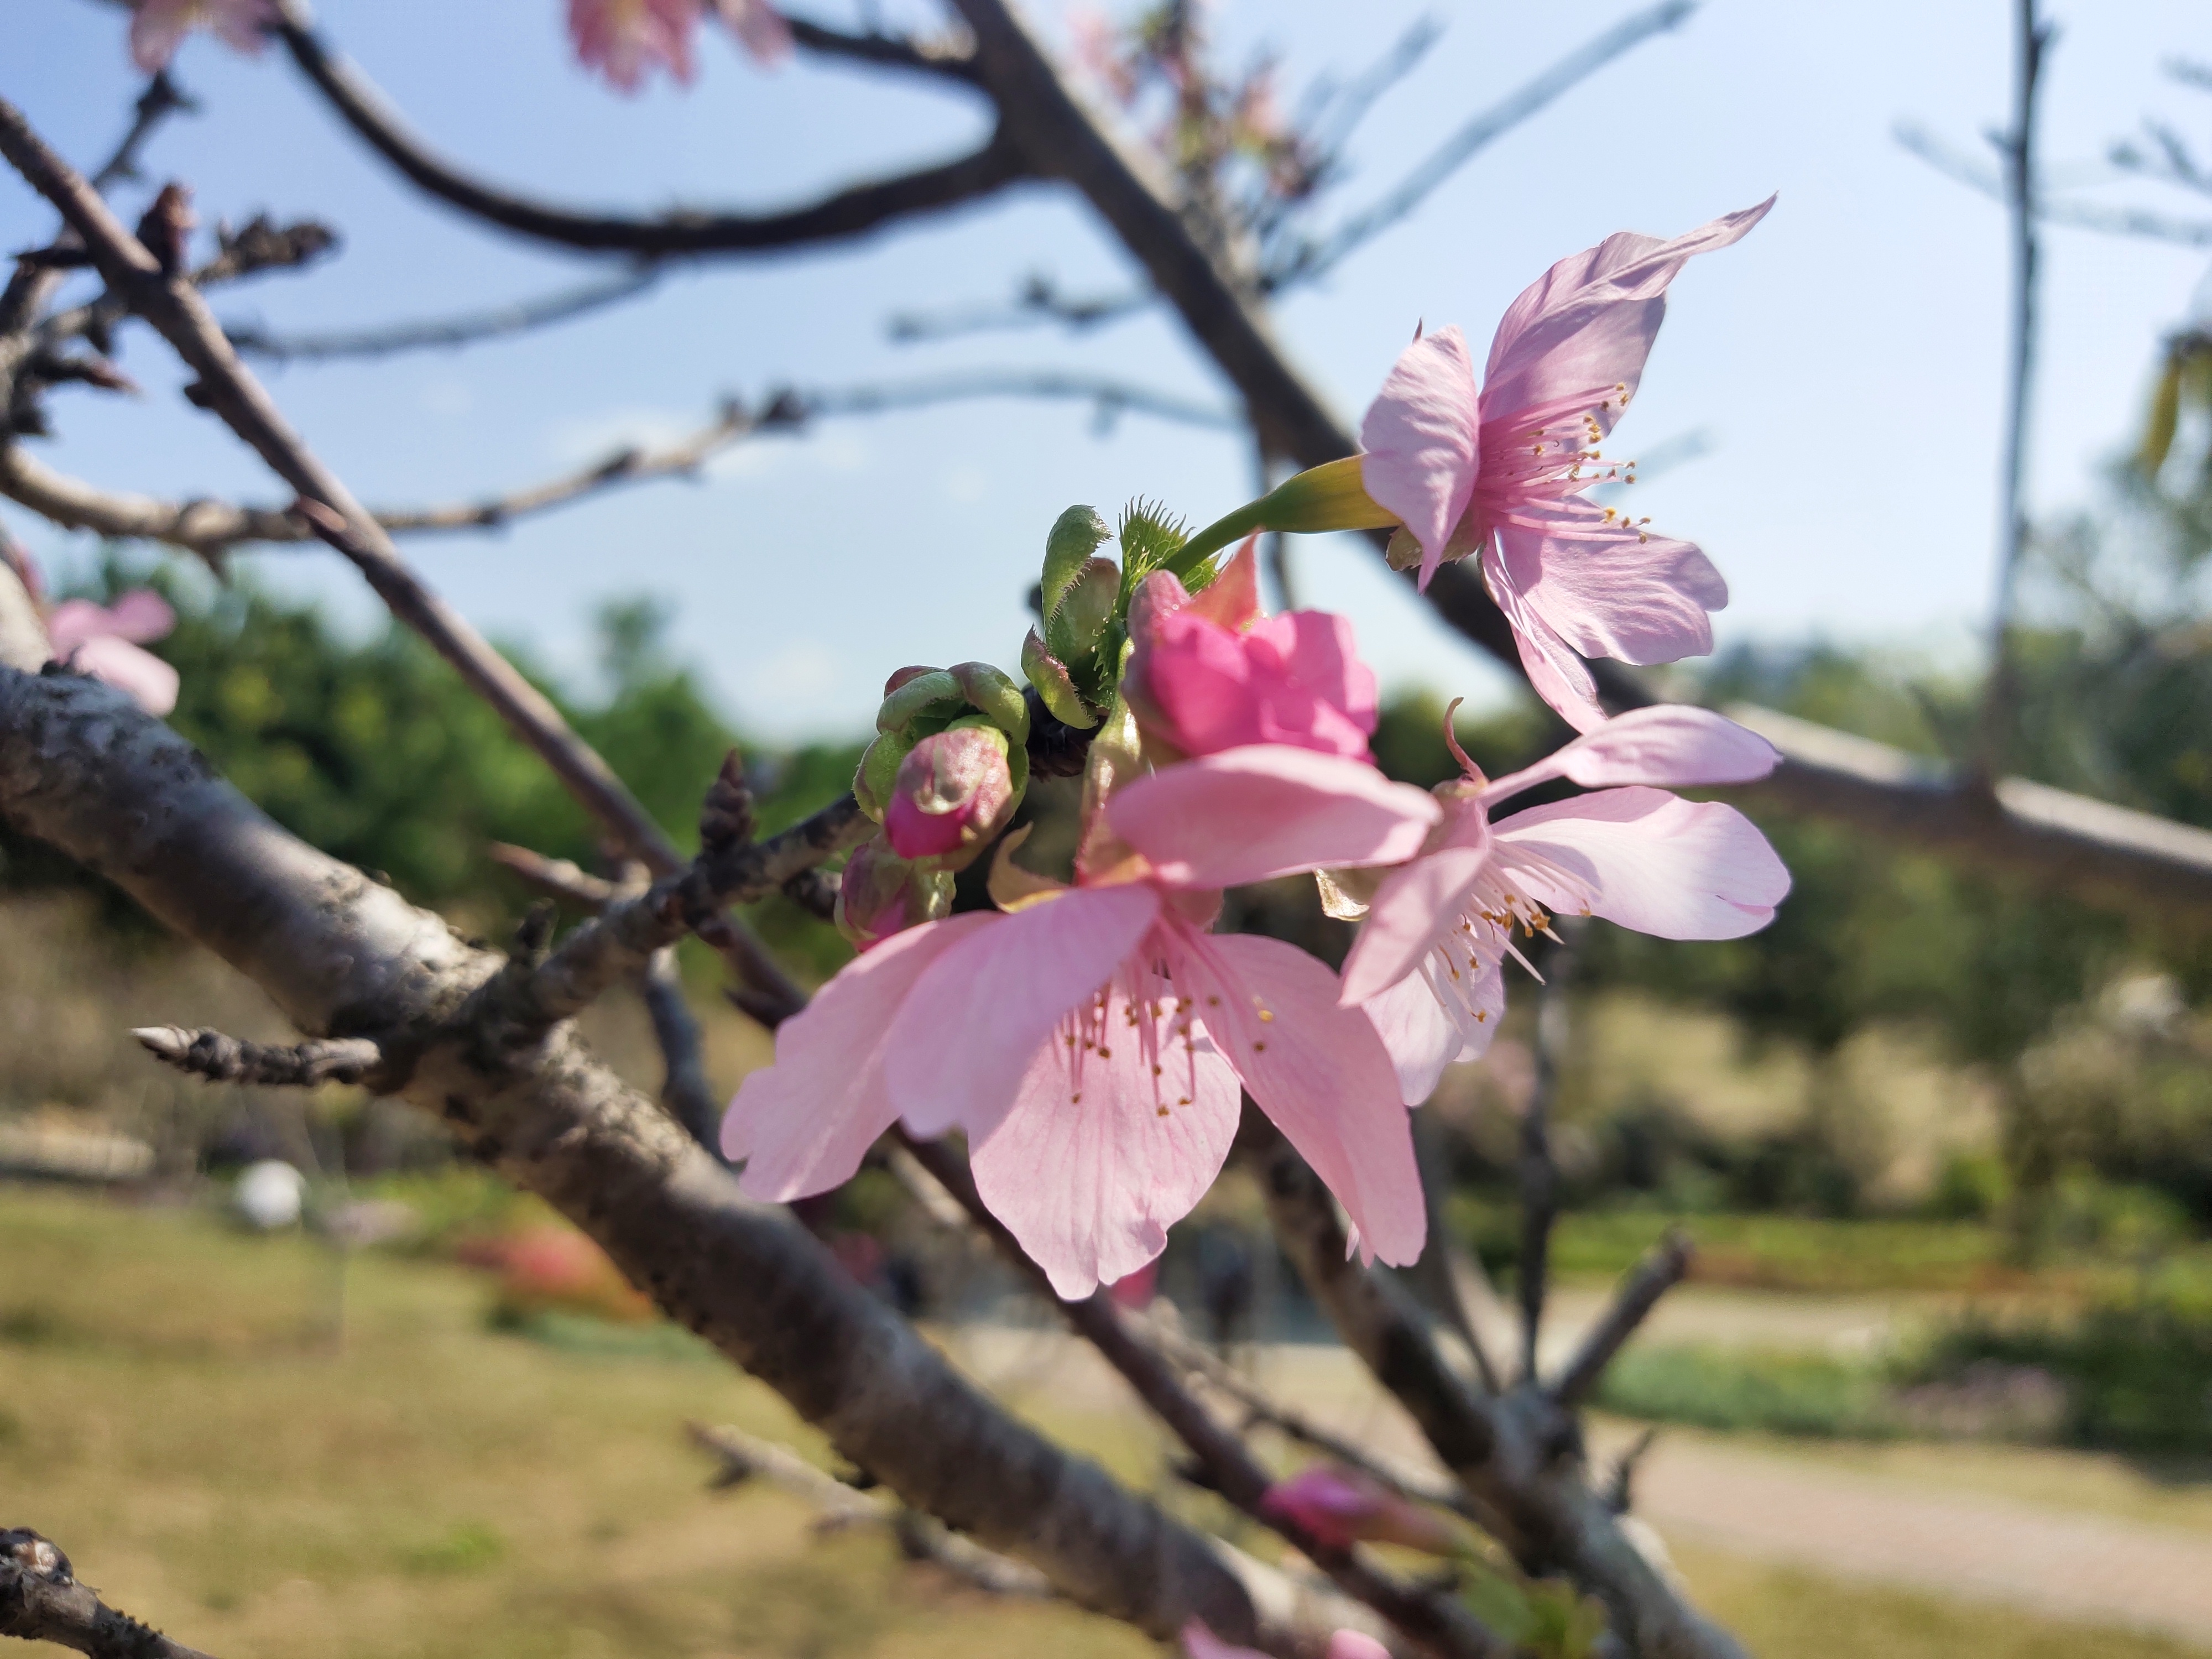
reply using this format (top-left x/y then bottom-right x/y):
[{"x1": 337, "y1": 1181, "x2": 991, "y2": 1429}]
[
  {"x1": 1550, "y1": 1234, "x2": 1692, "y2": 1411},
  {"x1": 274, "y1": 0, "x2": 1025, "y2": 257},
  {"x1": 0, "y1": 665, "x2": 1334, "y2": 1659},
  {"x1": 0, "y1": 1530, "x2": 213, "y2": 1659}
]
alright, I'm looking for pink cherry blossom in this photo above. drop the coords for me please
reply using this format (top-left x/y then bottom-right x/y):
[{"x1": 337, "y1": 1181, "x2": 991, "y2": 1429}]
[
  {"x1": 46, "y1": 589, "x2": 179, "y2": 717},
  {"x1": 1181, "y1": 1619, "x2": 1391, "y2": 1659},
  {"x1": 1337, "y1": 707, "x2": 1790, "y2": 1102},
  {"x1": 1126, "y1": 538, "x2": 1378, "y2": 761},
  {"x1": 884, "y1": 726, "x2": 1016, "y2": 861},
  {"x1": 128, "y1": 0, "x2": 275, "y2": 73},
  {"x1": 709, "y1": 0, "x2": 790, "y2": 64},
  {"x1": 1259, "y1": 1463, "x2": 1460, "y2": 1555},
  {"x1": 1359, "y1": 200, "x2": 1773, "y2": 731},
  {"x1": 568, "y1": 0, "x2": 701, "y2": 92},
  {"x1": 724, "y1": 745, "x2": 1438, "y2": 1300}
]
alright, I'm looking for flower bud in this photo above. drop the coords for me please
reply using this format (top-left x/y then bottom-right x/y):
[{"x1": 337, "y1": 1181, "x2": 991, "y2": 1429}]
[
  {"x1": 1259, "y1": 1464, "x2": 1460, "y2": 1556},
  {"x1": 885, "y1": 724, "x2": 1018, "y2": 862},
  {"x1": 877, "y1": 667, "x2": 964, "y2": 734},
  {"x1": 853, "y1": 728, "x2": 916, "y2": 822},
  {"x1": 834, "y1": 834, "x2": 955, "y2": 950}
]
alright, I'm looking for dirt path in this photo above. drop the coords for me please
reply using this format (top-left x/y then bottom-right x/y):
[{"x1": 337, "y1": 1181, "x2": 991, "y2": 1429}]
[{"x1": 954, "y1": 1321, "x2": 2212, "y2": 1647}]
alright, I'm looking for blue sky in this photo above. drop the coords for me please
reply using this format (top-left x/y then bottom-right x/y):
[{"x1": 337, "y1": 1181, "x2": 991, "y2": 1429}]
[{"x1": 7, "y1": 0, "x2": 2211, "y2": 739}]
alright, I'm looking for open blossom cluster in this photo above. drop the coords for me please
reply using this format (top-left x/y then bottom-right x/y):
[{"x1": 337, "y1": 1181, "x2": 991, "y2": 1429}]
[{"x1": 726, "y1": 204, "x2": 1790, "y2": 1300}]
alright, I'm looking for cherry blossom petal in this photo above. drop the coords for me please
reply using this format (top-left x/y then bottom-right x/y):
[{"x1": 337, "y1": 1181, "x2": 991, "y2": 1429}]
[
  {"x1": 971, "y1": 993, "x2": 1240, "y2": 1299},
  {"x1": 1362, "y1": 970, "x2": 1466, "y2": 1105},
  {"x1": 724, "y1": 912, "x2": 993, "y2": 1198},
  {"x1": 1480, "y1": 547, "x2": 1608, "y2": 734},
  {"x1": 1181, "y1": 1624, "x2": 1389, "y2": 1659},
  {"x1": 712, "y1": 0, "x2": 791, "y2": 63},
  {"x1": 1183, "y1": 535, "x2": 1262, "y2": 630},
  {"x1": 1496, "y1": 498, "x2": 1727, "y2": 667},
  {"x1": 1481, "y1": 200, "x2": 1774, "y2": 435},
  {"x1": 1110, "y1": 746, "x2": 1439, "y2": 889},
  {"x1": 886, "y1": 884, "x2": 1160, "y2": 1140},
  {"x1": 1492, "y1": 786, "x2": 1791, "y2": 938},
  {"x1": 1338, "y1": 800, "x2": 1493, "y2": 1006},
  {"x1": 1359, "y1": 325, "x2": 1480, "y2": 587},
  {"x1": 99, "y1": 588, "x2": 177, "y2": 645},
  {"x1": 1481, "y1": 705, "x2": 1780, "y2": 805},
  {"x1": 66, "y1": 634, "x2": 179, "y2": 716},
  {"x1": 1170, "y1": 930, "x2": 1424, "y2": 1267}
]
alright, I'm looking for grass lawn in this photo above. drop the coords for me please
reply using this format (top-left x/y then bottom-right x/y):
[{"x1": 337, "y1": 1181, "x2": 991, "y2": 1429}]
[{"x1": 0, "y1": 1187, "x2": 2198, "y2": 1659}]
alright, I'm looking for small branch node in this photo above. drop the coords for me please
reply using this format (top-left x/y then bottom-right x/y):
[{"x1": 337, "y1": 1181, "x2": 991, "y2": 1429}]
[{"x1": 132, "y1": 1026, "x2": 385, "y2": 1089}]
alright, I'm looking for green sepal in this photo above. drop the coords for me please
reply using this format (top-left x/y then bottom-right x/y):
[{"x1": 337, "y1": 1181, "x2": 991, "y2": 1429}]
[
  {"x1": 853, "y1": 728, "x2": 915, "y2": 822},
  {"x1": 876, "y1": 669, "x2": 963, "y2": 734},
  {"x1": 1046, "y1": 555, "x2": 1119, "y2": 666},
  {"x1": 1041, "y1": 505, "x2": 1111, "y2": 618},
  {"x1": 948, "y1": 660, "x2": 1030, "y2": 744},
  {"x1": 1021, "y1": 628, "x2": 1097, "y2": 729}
]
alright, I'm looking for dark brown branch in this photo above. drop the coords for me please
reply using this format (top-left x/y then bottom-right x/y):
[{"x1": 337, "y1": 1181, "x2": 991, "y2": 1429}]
[
  {"x1": 1601, "y1": 1430, "x2": 1660, "y2": 1517},
  {"x1": 1550, "y1": 1234, "x2": 1692, "y2": 1411},
  {"x1": 641, "y1": 947, "x2": 724, "y2": 1159},
  {"x1": 274, "y1": 0, "x2": 1025, "y2": 257},
  {"x1": 686, "y1": 1422, "x2": 1055, "y2": 1599},
  {"x1": 1402, "y1": 1113, "x2": 1505, "y2": 1394},
  {"x1": 784, "y1": 14, "x2": 982, "y2": 85},
  {"x1": 1242, "y1": 1115, "x2": 1747, "y2": 1659},
  {"x1": 780, "y1": 865, "x2": 840, "y2": 923},
  {"x1": 894, "y1": 1133, "x2": 1499, "y2": 1659},
  {"x1": 488, "y1": 842, "x2": 628, "y2": 910},
  {"x1": 0, "y1": 1529, "x2": 214, "y2": 1659},
  {"x1": 886, "y1": 274, "x2": 1151, "y2": 342},
  {"x1": 92, "y1": 74, "x2": 197, "y2": 192},
  {"x1": 225, "y1": 267, "x2": 659, "y2": 363},
  {"x1": 133, "y1": 1024, "x2": 384, "y2": 1088},
  {"x1": 38, "y1": 217, "x2": 342, "y2": 348}
]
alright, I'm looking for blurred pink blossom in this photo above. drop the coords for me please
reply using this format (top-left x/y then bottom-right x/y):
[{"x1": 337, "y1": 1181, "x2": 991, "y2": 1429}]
[
  {"x1": 128, "y1": 0, "x2": 275, "y2": 73},
  {"x1": 710, "y1": 0, "x2": 790, "y2": 64},
  {"x1": 568, "y1": 0, "x2": 700, "y2": 91},
  {"x1": 1181, "y1": 1619, "x2": 1391, "y2": 1659},
  {"x1": 1259, "y1": 1463, "x2": 1461, "y2": 1556},
  {"x1": 45, "y1": 590, "x2": 179, "y2": 717},
  {"x1": 1359, "y1": 200, "x2": 1773, "y2": 730}
]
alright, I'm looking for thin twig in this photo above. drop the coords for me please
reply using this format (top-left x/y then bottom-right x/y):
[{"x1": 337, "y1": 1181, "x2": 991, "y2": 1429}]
[
  {"x1": 133, "y1": 1025, "x2": 384, "y2": 1087},
  {"x1": 488, "y1": 842, "x2": 628, "y2": 910},
  {"x1": 225, "y1": 267, "x2": 659, "y2": 363},
  {"x1": 1519, "y1": 930, "x2": 1577, "y2": 1383},
  {"x1": 894, "y1": 1131, "x2": 1507, "y2": 1659},
  {"x1": 90, "y1": 72, "x2": 196, "y2": 192},
  {"x1": 1895, "y1": 121, "x2": 2212, "y2": 247},
  {"x1": 783, "y1": 14, "x2": 983, "y2": 84},
  {"x1": 686, "y1": 1422, "x2": 1055, "y2": 1598},
  {"x1": 641, "y1": 947, "x2": 723, "y2": 1159},
  {"x1": 1140, "y1": 1307, "x2": 1476, "y2": 1520},
  {"x1": 1975, "y1": 0, "x2": 2052, "y2": 783},
  {"x1": 274, "y1": 0, "x2": 1025, "y2": 257},
  {"x1": 1601, "y1": 1428, "x2": 1660, "y2": 1517},
  {"x1": 1266, "y1": 0, "x2": 1698, "y2": 288},
  {"x1": 0, "y1": 1530, "x2": 213, "y2": 1659},
  {"x1": 1549, "y1": 1234, "x2": 1692, "y2": 1411}
]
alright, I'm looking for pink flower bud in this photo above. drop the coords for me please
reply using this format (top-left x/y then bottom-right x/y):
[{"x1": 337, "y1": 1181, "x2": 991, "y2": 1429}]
[
  {"x1": 833, "y1": 835, "x2": 953, "y2": 951},
  {"x1": 1258, "y1": 1463, "x2": 1459, "y2": 1556},
  {"x1": 1126, "y1": 539, "x2": 1377, "y2": 762},
  {"x1": 885, "y1": 726, "x2": 1016, "y2": 861}
]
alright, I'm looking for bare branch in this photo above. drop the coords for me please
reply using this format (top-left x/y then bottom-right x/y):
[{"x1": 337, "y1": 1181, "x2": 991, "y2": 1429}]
[
  {"x1": 1267, "y1": 0, "x2": 1699, "y2": 289},
  {"x1": 1292, "y1": 15, "x2": 1446, "y2": 182},
  {"x1": 225, "y1": 267, "x2": 661, "y2": 363},
  {"x1": 1896, "y1": 121, "x2": 2212, "y2": 248},
  {"x1": 1601, "y1": 1429, "x2": 1659, "y2": 1517},
  {"x1": 273, "y1": 0, "x2": 1026, "y2": 258},
  {"x1": 894, "y1": 1132, "x2": 1503, "y2": 1659},
  {"x1": 1548, "y1": 1233, "x2": 1692, "y2": 1411},
  {"x1": 1140, "y1": 1307, "x2": 1477, "y2": 1520},
  {"x1": 91, "y1": 72, "x2": 197, "y2": 193},
  {"x1": 887, "y1": 274, "x2": 1151, "y2": 342},
  {"x1": 1, "y1": 371, "x2": 1232, "y2": 559},
  {"x1": 686, "y1": 1422, "x2": 1055, "y2": 1599},
  {"x1": 1400, "y1": 1112, "x2": 1505, "y2": 1393},
  {"x1": 1, "y1": 1530, "x2": 214, "y2": 1659},
  {"x1": 784, "y1": 14, "x2": 982, "y2": 85},
  {"x1": 488, "y1": 842, "x2": 629, "y2": 910},
  {"x1": 1519, "y1": 932, "x2": 1577, "y2": 1383},
  {"x1": 38, "y1": 217, "x2": 343, "y2": 348},
  {"x1": 133, "y1": 1024, "x2": 384, "y2": 1088},
  {"x1": 641, "y1": 947, "x2": 724, "y2": 1158}
]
